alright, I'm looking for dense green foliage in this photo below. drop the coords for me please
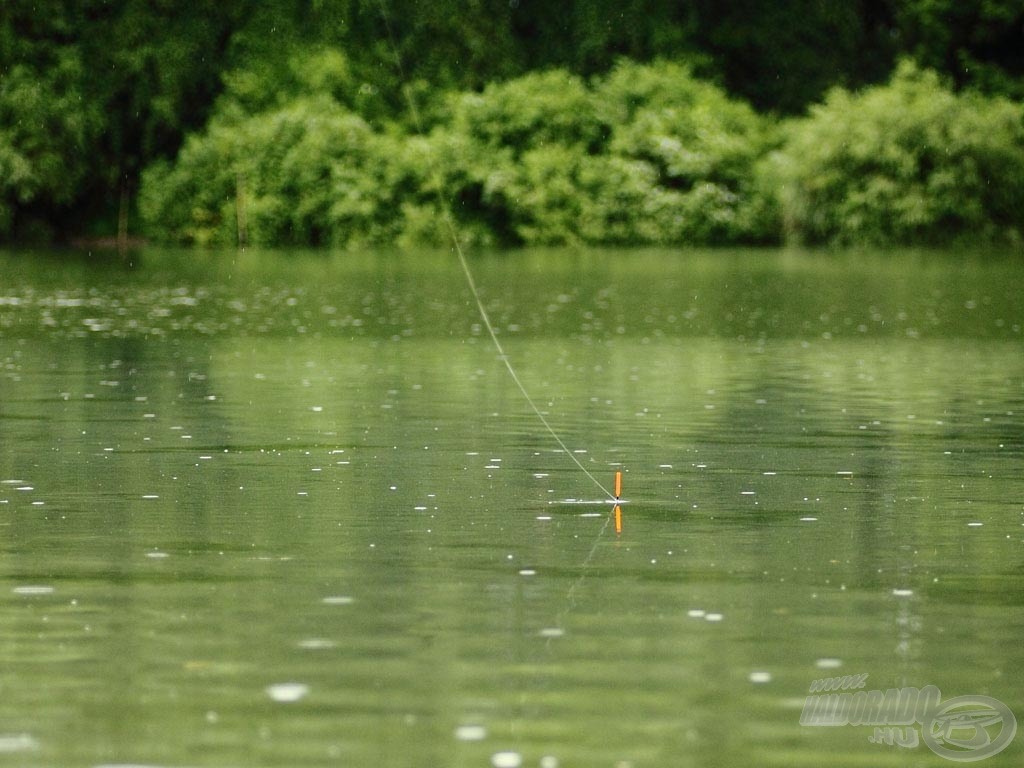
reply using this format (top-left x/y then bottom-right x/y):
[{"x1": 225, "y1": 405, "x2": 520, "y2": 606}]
[
  {"x1": 140, "y1": 61, "x2": 780, "y2": 248},
  {"x1": 767, "y1": 63, "x2": 1024, "y2": 245},
  {"x1": 2, "y1": 0, "x2": 1023, "y2": 247},
  {"x1": 141, "y1": 58, "x2": 1024, "y2": 248}
]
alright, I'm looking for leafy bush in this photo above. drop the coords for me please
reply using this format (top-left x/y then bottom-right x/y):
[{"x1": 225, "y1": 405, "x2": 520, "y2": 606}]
[
  {"x1": 767, "y1": 61, "x2": 1024, "y2": 245},
  {"x1": 142, "y1": 58, "x2": 1024, "y2": 249},
  {"x1": 0, "y1": 52, "x2": 99, "y2": 237},
  {"x1": 142, "y1": 60, "x2": 783, "y2": 248},
  {"x1": 447, "y1": 70, "x2": 605, "y2": 155},
  {"x1": 140, "y1": 96, "x2": 382, "y2": 246},
  {"x1": 597, "y1": 60, "x2": 780, "y2": 244}
]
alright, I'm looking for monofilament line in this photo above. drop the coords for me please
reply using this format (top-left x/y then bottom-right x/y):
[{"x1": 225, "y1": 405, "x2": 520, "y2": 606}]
[{"x1": 376, "y1": 0, "x2": 614, "y2": 502}]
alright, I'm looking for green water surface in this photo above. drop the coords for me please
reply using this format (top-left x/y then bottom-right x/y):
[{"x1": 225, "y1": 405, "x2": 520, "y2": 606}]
[{"x1": 0, "y1": 247, "x2": 1022, "y2": 767}]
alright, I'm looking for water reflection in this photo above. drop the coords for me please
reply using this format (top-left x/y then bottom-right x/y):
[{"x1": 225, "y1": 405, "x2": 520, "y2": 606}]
[{"x1": 0, "y1": 248, "x2": 1021, "y2": 766}]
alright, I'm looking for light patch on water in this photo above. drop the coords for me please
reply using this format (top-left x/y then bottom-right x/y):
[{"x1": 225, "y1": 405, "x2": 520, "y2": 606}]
[
  {"x1": 748, "y1": 671, "x2": 772, "y2": 684},
  {"x1": 518, "y1": 569, "x2": 536, "y2": 576},
  {"x1": 454, "y1": 724, "x2": 487, "y2": 741},
  {"x1": 892, "y1": 588, "x2": 914, "y2": 597},
  {"x1": 800, "y1": 517, "x2": 818, "y2": 522},
  {"x1": 967, "y1": 521, "x2": 984, "y2": 527},
  {"x1": 491, "y1": 751, "x2": 523, "y2": 768},
  {"x1": 535, "y1": 515, "x2": 552, "y2": 521},
  {"x1": 815, "y1": 658, "x2": 843, "y2": 669},
  {"x1": 579, "y1": 512, "x2": 602, "y2": 518},
  {"x1": 297, "y1": 638, "x2": 337, "y2": 650},
  {"x1": 687, "y1": 609, "x2": 705, "y2": 618},
  {"x1": 322, "y1": 596, "x2": 354, "y2": 605},
  {"x1": 0, "y1": 733, "x2": 38, "y2": 752},
  {"x1": 540, "y1": 757, "x2": 559, "y2": 768},
  {"x1": 145, "y1": 551, "x2": 169, "y2": 559},
  {"x1": 538, "y1": 627, "x2": 564, "y2": 638},
  {"x1": 705, "y1": 613, "x2": 724, "y2": 622},
  {"x1": 12, "y1": 586, "x2": 54, "y2": 595},
  {"x1": 266, "y1": 682, "x2": 309, "y2": 702},
  {"x1": 142, "y1": 495, "x2": 160, "y2": 500}
]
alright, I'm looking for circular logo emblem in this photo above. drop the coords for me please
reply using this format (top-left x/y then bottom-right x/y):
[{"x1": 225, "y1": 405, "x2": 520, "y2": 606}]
[{"x1": 923, "y1": 695, "x2": 1017, "y2": 762}]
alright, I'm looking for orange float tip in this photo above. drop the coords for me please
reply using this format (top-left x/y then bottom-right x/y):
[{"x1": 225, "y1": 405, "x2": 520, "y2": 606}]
[{"x1": 614, "y1": 470, "x2": 622, "y2": 499}]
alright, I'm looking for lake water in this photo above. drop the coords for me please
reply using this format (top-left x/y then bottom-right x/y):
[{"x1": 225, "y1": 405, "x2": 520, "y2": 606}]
[{"x1": 0, "y1": 247, "x2": 1022, "y2": 767}]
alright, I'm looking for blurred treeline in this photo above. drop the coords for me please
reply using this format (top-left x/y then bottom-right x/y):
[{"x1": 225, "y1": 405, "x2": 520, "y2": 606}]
[{"x1": 2, "y1": 0, "x2": 1023, "y2": 248}]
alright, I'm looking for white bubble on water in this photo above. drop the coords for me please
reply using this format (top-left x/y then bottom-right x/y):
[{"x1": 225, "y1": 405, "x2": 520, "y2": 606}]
[
  {"x1": 687, "y1": 609, "x2": 705, "y2": 618},
  {"x1": 297, "y1": 638, "x2": 337, "y2": 650},
  {"x1": 748, "y1": 671, "x2": 772, "y2": 684},
  {"x1": 538, "y1": 627, "x2": 564, "y2": 638},
  {"x1": 0, "y1": 733, "x2": 38, "y2": 752},
  {"x1": 265, "y1": 682, "x2": 309, "y2": 702},
  {"x1": 892, "y1": 588, "x2": 914, "y2": 597},
  {"x1": 454, "y1": 724, "x2": 487, "y2": 741},
  {"x1": 491, "y1": 752, "x2": 522, "y2": 768},
  {"x1": 705, "y1": 613, "x2": 724, "y2": 622},
  {"x1": 322, "y1": 596, "x2": 354, "y2": 605},
  {"x1": 815, "y1": 658, "x2": 843, "y2": 669},
  {"x1": 12, "y1": 586, "x2": 54, "y2": 595}
]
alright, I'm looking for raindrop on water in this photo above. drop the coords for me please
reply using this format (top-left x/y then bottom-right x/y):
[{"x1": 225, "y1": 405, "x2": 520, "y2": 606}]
[
  {"x1": 265, "y1": 682, "x2": 309, "y2": 702},
  {"x1": 12, "y1": 586, "x2": 53, "y2": 596},
  {"x1": 454, "y1": 724, "x2": 487, "y2": 741},
  {"x1": 491, "y1": 752, "x2": 522, "y2": 768}
]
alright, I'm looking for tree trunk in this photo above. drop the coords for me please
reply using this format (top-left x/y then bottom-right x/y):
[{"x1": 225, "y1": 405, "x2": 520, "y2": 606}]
[
  {"x1": 117, "y1": 180, "x2": 129, "y2": 255},
  {"x1": 236, "y1": 173, "x2": 248, "y2": 248}
]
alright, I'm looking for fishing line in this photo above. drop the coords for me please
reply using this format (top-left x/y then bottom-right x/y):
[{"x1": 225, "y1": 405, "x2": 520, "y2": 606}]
[{"x1": 375, "y1": 0, "x2": 615, "y2": 503}]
